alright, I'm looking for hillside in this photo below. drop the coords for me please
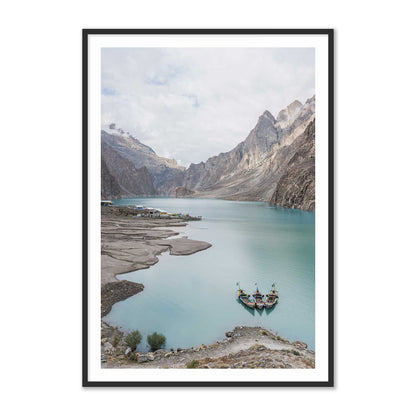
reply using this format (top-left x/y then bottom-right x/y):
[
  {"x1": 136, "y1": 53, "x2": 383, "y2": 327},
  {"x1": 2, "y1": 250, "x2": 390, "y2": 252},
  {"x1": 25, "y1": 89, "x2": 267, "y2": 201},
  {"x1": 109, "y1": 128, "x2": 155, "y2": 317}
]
[
  {"x1": 101, "y1": 142, "x2": 157, "y2": 198},
  {"x1": 101, "y1": 124, "x2": 185, "y2": 192}
]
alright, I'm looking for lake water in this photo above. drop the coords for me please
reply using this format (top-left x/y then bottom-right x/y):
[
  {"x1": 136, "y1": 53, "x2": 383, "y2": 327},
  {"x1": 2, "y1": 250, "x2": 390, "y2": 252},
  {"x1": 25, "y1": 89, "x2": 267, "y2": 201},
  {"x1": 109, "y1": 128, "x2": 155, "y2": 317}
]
[{"x1": 105, "y1": 198, "x2": 315, "y2": 351}]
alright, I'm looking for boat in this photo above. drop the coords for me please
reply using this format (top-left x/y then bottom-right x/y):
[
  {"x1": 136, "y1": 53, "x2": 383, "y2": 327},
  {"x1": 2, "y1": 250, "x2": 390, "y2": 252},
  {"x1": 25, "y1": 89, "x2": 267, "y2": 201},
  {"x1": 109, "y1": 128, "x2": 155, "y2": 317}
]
[
  {"x1": 237, "y1": 288, "x2": 256, "y2": 309},
  {"x1": 236, "y1": 283, "x2": 256, "y2": 309},
  {"x1": 264, "y1": 283, "x2": 279, "y2": 309},
  {"x1": 253, "y1": 287, "x2": 265, "y2": 310}
]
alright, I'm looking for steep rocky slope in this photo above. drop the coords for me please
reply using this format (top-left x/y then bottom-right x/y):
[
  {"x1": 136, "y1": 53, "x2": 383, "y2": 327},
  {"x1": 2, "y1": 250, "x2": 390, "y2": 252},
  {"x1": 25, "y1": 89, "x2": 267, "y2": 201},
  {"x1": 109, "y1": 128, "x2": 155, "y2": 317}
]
[
  {"x1": 101, "y1": 124, "x2": 185, "y2": 191},
  {"x1": 101, "y1": 157, "x2": 122, "y2": 199},
  {"x1": 101, "y1": 142, "x2": 157, "y2": 198},
  {"x1": 270, "y1": 120, "x2": 315, "y2": 211}
]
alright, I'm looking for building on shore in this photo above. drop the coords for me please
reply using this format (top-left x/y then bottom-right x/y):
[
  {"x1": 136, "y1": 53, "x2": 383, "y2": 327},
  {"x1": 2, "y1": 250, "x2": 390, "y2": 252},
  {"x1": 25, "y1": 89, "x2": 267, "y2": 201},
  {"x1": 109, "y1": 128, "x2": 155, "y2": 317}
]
[{"x1": 136, "y1": 205, "x2": 201, "y2": 220}]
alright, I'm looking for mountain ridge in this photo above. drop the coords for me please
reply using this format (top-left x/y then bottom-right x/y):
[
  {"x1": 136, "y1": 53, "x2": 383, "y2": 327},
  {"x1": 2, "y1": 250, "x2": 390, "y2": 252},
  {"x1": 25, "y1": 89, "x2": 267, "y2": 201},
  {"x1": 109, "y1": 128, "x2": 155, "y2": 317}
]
[
  {"x1": 170, "y1": 96, "x2": 315, "y2": 205},
  {"x1": 101, "y1": 96, "x2": 315, "y2": 210},
  {"x1": 101, "y1": 125, "x2": 185, "y2": 191}
]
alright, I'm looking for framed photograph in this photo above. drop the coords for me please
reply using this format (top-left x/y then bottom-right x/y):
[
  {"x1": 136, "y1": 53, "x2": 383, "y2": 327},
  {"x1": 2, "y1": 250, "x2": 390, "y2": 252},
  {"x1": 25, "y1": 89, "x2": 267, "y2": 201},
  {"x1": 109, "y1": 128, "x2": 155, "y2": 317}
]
[{"x1": 83, "y1": 29, "x2": 334, "y2": 387}]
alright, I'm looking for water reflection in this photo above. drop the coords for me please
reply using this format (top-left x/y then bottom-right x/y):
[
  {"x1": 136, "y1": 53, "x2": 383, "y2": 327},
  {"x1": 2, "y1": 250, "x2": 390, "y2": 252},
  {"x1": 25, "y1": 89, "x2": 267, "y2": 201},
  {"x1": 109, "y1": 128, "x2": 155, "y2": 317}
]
[{"x1": 234, "y1": 298, "x2": 255, "y2": 316}]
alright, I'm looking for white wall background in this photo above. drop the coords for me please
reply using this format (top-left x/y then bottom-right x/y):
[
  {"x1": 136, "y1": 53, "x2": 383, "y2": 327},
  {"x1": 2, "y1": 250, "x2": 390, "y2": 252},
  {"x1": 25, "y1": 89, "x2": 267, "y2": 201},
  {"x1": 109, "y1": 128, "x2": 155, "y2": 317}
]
[{"x1": 1, "y1": 0, "x2": 415, "y2": 414}]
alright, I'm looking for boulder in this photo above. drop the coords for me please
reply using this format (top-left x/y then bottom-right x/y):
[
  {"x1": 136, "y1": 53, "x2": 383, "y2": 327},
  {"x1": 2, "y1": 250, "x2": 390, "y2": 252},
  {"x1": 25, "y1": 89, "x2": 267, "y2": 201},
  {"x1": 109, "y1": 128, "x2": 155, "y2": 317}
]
[
  {"x1": 196, "y1": 344, "x2": 207, "y2": 351},
  {"x1": 104, "y1": 342, "x2": 114, "y2": 355},
  {"x1": 137, "y1": 354, "x2": 148, "y2": 363},
  {"x1": 292, "y1": 341, "x2": 308, "y2": 350}
]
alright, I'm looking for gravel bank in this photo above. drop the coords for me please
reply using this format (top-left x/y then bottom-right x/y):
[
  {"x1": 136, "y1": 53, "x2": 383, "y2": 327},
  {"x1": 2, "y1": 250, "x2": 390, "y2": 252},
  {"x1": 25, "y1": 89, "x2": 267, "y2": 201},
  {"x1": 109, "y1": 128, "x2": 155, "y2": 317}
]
[{"x1": 100, "y1": 205, "x2": 212, "y2": 316}]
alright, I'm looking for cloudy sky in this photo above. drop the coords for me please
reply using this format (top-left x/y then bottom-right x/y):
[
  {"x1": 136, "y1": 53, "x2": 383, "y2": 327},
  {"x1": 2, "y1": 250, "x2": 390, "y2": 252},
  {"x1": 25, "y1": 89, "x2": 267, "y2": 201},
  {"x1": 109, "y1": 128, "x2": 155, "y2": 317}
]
[{"x1": 102, "y1": 48, "x2": 314, "y2": 167}]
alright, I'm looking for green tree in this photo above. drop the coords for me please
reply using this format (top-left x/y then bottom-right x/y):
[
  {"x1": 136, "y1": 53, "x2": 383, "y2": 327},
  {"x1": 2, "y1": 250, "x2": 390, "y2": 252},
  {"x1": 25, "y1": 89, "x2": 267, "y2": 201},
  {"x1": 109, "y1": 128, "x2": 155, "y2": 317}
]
[
  {"x1": 147, "y1": 332, "x2": 166, "y2": 350},
  {"x1": 125, "y1": 330, "x2": 142, "y2": 351}
]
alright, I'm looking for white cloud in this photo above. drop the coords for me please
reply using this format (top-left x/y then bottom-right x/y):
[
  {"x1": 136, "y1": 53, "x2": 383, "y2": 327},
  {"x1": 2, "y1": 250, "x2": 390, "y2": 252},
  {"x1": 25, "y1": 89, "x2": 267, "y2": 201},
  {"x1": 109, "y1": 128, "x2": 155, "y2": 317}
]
[{"x1": 101, "y1": 48, "x2": 315, "y2": 167}]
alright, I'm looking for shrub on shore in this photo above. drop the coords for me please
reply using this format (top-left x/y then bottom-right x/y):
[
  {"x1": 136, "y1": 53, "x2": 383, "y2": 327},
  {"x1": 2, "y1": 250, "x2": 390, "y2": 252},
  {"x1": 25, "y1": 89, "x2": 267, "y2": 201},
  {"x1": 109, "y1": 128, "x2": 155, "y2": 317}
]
[
  {"x1": 186, "y1": 360, "x2": 200, "y2": 369},
  {"x1": 113, "y1": 335, "x2": 120, "y2": 347},
  {"x1": 147, "y1": 332, "x2": 166, "y2": 350},
  {"x1": 125, "y1": 330, "x2": 142, "y2": 351}
]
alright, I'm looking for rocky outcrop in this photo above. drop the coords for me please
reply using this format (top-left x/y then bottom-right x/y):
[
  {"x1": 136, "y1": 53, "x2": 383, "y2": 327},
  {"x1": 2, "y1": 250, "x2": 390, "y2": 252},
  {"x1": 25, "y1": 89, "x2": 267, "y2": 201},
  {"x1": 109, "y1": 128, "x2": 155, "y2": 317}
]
[
  {"x1": 174, "y1": 186, "x2": 195, "y2": 198},
  {"x1": 101, "y1": 142, "x2": 157, "y2": 197},
  {"x1": 270, "y1": 120, "x2": 315, "y2": 211}
]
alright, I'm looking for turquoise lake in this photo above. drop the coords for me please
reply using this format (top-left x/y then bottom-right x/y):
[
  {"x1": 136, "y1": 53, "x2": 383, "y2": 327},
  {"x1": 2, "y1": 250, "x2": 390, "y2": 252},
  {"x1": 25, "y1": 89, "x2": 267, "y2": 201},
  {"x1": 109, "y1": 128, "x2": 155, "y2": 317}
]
[{"x1": 105, "y1": 198, "x2": 315, "y2": 351}]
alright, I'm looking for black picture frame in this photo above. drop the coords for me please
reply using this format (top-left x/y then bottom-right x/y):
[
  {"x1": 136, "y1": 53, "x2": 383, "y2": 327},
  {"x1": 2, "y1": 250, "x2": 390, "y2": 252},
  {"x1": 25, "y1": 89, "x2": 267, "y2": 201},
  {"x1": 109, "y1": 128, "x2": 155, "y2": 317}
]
[{"x1": 83, "y1": 28, "x2": 334, "y2": 387}]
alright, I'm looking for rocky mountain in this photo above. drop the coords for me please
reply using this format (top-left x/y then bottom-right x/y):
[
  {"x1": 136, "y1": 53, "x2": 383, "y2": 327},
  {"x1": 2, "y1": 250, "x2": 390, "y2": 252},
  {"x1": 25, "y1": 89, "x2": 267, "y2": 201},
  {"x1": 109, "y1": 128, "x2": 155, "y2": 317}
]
[
  {"x1": 175, "y1": 109, "x2": 281, "y2": 192},
  {"x1": 275, "y1": 99, "x2": 303, "y2": 129},
  {"x1": 270, "y1": 120, "x2": 315, "y2": 211},
  {"x1": 101, "y1": 124, "x2": 185, "y2": 192},
  {"x1": 169, "y1": 96, "x2": 315, "y2": 205},
  {"x1": 275, "y1": 96, "x2": 315, "y2": 141},
  {"x1": 101, "y1": 142, "x2": 157, "y2": 198}
]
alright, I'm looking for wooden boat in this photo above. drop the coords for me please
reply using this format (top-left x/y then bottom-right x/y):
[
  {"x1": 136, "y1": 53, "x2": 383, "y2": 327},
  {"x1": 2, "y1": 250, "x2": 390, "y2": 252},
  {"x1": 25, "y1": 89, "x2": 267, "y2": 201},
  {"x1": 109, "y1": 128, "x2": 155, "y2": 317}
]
[
  {"x1": 237, "y1": 289, "x2": 256, "y2": 309},
  {"x1": 253, "y1": 287, "x2": 265, "y2": 310},
  {"x1": 264, "y1": 284, "x2": 279, "y2": 309}
]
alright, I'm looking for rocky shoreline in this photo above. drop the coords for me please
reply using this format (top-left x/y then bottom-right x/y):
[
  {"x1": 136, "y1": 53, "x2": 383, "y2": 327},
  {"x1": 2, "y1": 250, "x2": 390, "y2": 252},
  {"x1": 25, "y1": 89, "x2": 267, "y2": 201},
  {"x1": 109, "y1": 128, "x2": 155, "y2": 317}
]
[
  {"x1": 101, "y1": 280, "x2": 144, "y2": 317},
  {"x1": 101, "y1": 325, "x2": 315, "y2": 369}
]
